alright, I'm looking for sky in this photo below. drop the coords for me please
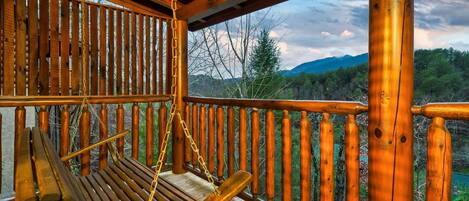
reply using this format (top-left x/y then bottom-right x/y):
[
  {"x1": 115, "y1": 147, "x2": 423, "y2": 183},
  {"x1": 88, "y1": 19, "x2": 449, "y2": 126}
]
[{"x1": 265, "y1": 0, "x2": 469, "y2": 70}]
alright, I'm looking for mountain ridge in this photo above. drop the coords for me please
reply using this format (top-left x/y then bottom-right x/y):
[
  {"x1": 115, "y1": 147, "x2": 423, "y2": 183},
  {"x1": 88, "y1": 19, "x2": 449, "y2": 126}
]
[{"x1": 283, "y1": 53, "x2": 369, "y2": 76}]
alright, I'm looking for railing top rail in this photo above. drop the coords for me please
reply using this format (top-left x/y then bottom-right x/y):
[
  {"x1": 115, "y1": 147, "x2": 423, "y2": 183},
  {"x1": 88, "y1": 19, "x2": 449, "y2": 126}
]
[
  {"x1": 412, "y1": 102, "x2": 469, "y2": 120},
  {"x1": 184, "y1": 96, "x2": 368, "y2": 115},
  {"x1": 0, "y1": 95, "x2": 170, "y2": 107}
]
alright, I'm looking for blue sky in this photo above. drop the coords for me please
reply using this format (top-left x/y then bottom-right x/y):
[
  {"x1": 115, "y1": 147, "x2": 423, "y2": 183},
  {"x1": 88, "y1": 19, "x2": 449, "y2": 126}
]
[{"x1": 265, "y1": 0, "x2": 469, "y2": 69}]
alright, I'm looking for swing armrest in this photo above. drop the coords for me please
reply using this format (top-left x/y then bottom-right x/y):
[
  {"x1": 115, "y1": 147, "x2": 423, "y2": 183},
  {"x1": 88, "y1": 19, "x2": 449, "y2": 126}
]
[
  {"x1": 204, "y1": 170, "x2": 252, "y2": 201},
  {"x1": 61, "y1": 130, "x2": 130, "y2": 161}
]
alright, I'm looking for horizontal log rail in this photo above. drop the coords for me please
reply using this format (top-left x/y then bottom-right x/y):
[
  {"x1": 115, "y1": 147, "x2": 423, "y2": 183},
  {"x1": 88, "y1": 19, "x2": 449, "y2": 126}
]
[
  {"x1": 0, "y1": 95, "x2": 170, "y2": 107},
  {"x1": 412, "y1": 103, "x2": 469, "y2": 120},
  {"x1": 184, "y1": 96, "x2": 368, "y2": 115}
]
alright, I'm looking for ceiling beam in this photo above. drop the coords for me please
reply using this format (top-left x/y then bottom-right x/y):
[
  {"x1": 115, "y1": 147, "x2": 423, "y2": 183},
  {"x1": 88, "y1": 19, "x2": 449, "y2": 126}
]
[
  {"x1": 177, "y1": 0, "x2": 247, "y2": 22},
  {"x1": 109, "y1": 0, "x2": 172, "y2": 17},
  {"x1": 188, "y1": 0, "x2": 287, "y2": 31}
]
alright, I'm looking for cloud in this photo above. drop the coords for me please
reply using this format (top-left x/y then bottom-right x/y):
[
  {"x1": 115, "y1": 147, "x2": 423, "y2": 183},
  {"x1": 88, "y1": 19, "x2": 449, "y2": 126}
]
[
  {"x1": 321, "y1": 32, "x2": 332, "y2": 37},
  {"x1": 340, "y1": 30, "x2": 354, "y2": 38},
  {"x1": 415, "y1": 0, "x2": 469, "y2": 29},
  {"x1": 261, "y1": 0, "x2": 469, "y2": 69}
]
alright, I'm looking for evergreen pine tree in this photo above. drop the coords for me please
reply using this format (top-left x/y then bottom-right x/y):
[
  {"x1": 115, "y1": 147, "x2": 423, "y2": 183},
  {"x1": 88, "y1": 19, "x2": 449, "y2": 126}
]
[{"x1": 249, "y1": 29, "x2": 281, "y2": 77}]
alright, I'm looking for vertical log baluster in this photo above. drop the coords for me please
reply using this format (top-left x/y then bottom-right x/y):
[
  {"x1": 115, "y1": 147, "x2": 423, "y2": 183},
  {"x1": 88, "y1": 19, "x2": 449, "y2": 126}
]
[
  {"x1": 216, "y1": 106, "x2": 225, "y2": 180},
  {"x1": 99, "y1": 104, "x2": 109, "y2": 169},
  {"x1": 3, "y1": 0, "x2": 15, "y2": 95},
  {"x1": 251, "y1": 108, "x2": 260, "y2": 198},
  {"x1": 426, "y1": 117, "x2": 452, "y2": 201},
  {"x1": 116, "y1": 104, "x2": 125, "y2": 156},
  {"x1": 132, "y1": 103, "x2": 139, "y2": 159},
  {"x1": 320, "y1": 113, "x2": 334, "y2": 201},
  {"x1": 158, "y1": 102, "x2": 167, "y2": 164},
  {"x1": 146, "y1": 103, "x2": 154, "y2": 167},
  {"x1": 108, "y1": 10, "x2": 115, "y2": 95},
  {"x1": 61, "y1": 106, "x2": 70, "y2": 166},
  {"x1": 345, "y1": 114, "x2": 359, "y2": 201},
  {"x1": 191, "y1": 103, "x2": 199, "y2": 166},
  {"x1": 300, "y1": 111, "x2": 311, "y2": 201},
  {"x1": 28, "y1": 0, "x2": 39, "y2": 95},
  {"x1": 199, "y1": 104, "x2": 207, "y2": 169},
  {"x1": 16, "y1": 0, "x2": 26, "y2": 96},
  {"x1": 80, "y1": 106, "x2": 91, "y2": 176},
  {"x1": 282, "y1": 110, "x2": 292, "y2": 201},
  {"x1": 227, "y1": 106, "x2": 235, "y2": 176},
  {"x1": 165, "y1": 20, "x2": 172, "y2": 95},
  {"x1": 265, "y1": 110, "x2": 275, "y2": 201},
  {"x1": 152, "y1": 17, "x2": 157, "y2": 95},
  {"x1": 90, "y1": 5, "x2": 98, "y2": 95},
  {"x1": 145, "y1": 16, "x2": 151, "y2": 95},
  {"x1": 116, "y1": 10, "x2": 123, "y2": 95},
  {"x1": 38, "y1": 0, "x2": 49, "y2": 95},
  {"x1": 50, "y1": 0, "x2": 59, "y2": 95},
  {"x1": 81, "y1": 3, "x2": 90, "y2": 95},
  {"x1": 239, "y1": 107, "x2": 247, "y2": 171},
  {"x1": 208, "y1": 105, "x2": 215, "y2": 174},
  {"x1": 123, "y1": 11, "x2": 130, "y2": 95},
  {"x1": 184, "y1": 104, "x2": 191, "y2": 164},
  {"x1": 71, "y1": 0, "x2": 80, "y2": 95},
  {"x1": 38, "y1": 106, "x2": 49, "y2": 134},
  {"x1": 99, "y1": 6, "x2": 107, "y2": 95},
  {"x1": 61, "y1": 0, "x2": 70, "y2": 96},
  {"x1": 131, "y1": 13, "x2": 137, "y2": 94},
  {"x1": 138, "y1": 14, "x2": 144, "y2": 95},
  {"x1": 14, "y1": 106, "x2": 26, "y2": 180},
  {"x1": 158, "y1": 19, "x2": 164, "y2": 95}
]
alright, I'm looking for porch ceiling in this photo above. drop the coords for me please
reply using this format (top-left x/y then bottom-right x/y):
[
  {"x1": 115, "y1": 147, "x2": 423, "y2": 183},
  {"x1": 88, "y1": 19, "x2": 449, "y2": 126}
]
[{"x1": 113, "y1": 0, "x2": 287, "y2": 31}]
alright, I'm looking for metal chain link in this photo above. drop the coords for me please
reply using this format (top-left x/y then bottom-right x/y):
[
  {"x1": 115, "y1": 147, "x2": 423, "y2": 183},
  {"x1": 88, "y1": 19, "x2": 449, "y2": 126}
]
[{"x1": 148, "y1": 0, "x2": 219, "y2": 199}]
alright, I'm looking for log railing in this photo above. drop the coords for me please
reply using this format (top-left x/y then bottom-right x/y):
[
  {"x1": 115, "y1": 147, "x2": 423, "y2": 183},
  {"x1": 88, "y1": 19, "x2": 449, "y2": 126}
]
[
  {"x1": 6, "y1": 95, "x2": 170, "y2": 180},
  {"x1": 183, "y1": 96, "x2": 367, "y2": 200},
  {"x1": 412, "y1": 103, "x2": 469, "y2": 201},
  {"x1": 183, "y1": 97, "x2": 469, "y2": 201}
]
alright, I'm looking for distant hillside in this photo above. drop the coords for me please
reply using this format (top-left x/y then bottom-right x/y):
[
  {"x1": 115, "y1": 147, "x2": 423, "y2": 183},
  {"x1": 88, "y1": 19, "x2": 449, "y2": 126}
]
[{"x1": 283, "y1": 53, "x2": 368, "y2": 76}]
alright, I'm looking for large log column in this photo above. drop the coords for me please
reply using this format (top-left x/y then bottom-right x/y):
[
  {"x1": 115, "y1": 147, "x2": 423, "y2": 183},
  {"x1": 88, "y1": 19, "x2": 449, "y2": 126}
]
[
  {"x1": 173, "y1": 19, "x2": 188, "y2": 174},
  {"x1": 368, "y1": 0, "x2": 414, "y2": 200}
]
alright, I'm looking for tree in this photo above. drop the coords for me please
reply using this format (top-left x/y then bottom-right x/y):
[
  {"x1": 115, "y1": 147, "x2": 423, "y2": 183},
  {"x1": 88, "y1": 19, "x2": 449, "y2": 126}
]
[{"x1": 249, "y1": 29, "x2": 280, "y2": 77}]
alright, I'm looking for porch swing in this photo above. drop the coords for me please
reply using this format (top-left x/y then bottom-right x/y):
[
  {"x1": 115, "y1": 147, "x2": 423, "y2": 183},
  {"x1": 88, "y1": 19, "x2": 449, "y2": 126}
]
[{"x1": 14, "y1": 0, "x2": 251, "y2": 200}]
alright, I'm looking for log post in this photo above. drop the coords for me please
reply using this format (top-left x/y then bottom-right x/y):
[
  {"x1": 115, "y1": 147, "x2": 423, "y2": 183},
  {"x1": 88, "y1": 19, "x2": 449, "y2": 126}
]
[
  {"x1": 368, "y1": 0, "x2": 414, "y2": 200},
  {"x1": 172, "y1": 19, "x2": 188, "y2": 174}
]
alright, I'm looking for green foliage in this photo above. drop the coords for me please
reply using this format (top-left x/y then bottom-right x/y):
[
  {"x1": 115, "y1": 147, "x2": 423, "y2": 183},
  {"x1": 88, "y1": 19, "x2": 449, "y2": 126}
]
[
  {"x1": 286, "y1": 48, "x2": 469, "y2": 102},
  {"x1": 249, "y1": 29, "x2": 281, "y2": 77},
  {"x1": 226, "y1": 29, "x2": 288, "y2": 99}
]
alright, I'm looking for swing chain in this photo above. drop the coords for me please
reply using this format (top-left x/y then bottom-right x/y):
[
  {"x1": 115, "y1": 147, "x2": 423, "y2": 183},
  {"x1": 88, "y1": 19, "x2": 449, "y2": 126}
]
[{"x1": 148, "y1": 0, "x2": 219, "y2": 199}]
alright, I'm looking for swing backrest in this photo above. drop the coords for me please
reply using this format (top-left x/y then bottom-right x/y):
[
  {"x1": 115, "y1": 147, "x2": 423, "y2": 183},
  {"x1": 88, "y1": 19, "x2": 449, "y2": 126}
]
[{"x1": 15, "y1": 127, "x2": 86, "y2": 201}]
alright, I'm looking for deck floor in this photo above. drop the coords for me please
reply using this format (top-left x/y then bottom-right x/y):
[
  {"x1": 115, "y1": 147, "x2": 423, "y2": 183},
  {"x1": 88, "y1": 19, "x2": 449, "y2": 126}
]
[{"x1": 160, "y1": 171, "x2": 242, "y2": 200}]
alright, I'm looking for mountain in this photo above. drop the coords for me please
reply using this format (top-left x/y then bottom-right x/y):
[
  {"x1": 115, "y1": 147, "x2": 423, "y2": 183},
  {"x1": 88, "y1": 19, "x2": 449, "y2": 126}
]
[{"x1": 283, "y1": 53, "x2": 368, "y2": 76}]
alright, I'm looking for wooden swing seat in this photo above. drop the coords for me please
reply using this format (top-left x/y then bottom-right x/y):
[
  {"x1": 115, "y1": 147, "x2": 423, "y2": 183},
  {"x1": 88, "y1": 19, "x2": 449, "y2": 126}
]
[{"x1": 15, "y1": 127, "x2": 251, "y2": 201}]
